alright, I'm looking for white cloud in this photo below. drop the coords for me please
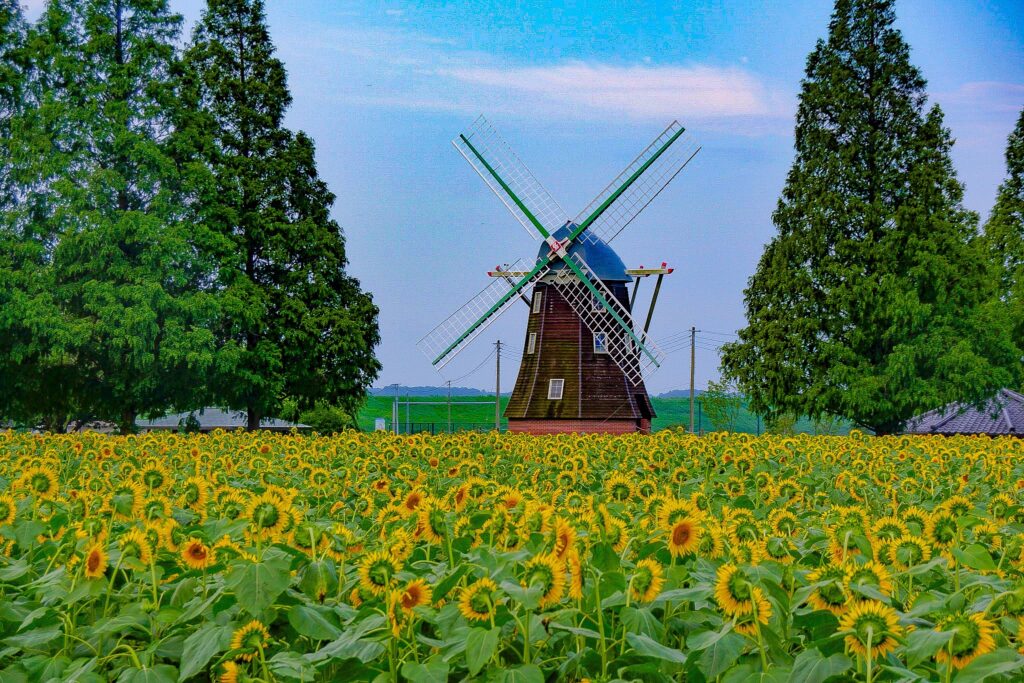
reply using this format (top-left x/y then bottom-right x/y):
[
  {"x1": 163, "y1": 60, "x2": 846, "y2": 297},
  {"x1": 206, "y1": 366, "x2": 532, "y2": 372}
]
[
  {"x1": 283, "y1": 23, "x2": 792, "y2": 134},
  {"x1": 439, "y1": 62, "x2": 786, "y2": 121}
]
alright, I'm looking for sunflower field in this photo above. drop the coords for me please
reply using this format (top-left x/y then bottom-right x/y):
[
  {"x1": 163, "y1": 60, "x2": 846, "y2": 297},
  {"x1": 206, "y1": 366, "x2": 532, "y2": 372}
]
[{"x1": 1, "y1": 429, "x2": 1024, "y2": 682}]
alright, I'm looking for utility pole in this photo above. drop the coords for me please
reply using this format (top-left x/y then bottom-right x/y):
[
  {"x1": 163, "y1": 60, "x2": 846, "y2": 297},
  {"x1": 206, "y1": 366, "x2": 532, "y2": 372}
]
[
  {"x1": 446, "y1": 380, "x2": 452, "y2": 433},
  {"x1": 689, "y1": 326, "x2": 696, "y2": 435},
  {"x1": 495, "y1": 340, "x2": 502, "y2": 432},
  {"x1": 391, "y1": 383, "x2": 400, "y2": 434}
]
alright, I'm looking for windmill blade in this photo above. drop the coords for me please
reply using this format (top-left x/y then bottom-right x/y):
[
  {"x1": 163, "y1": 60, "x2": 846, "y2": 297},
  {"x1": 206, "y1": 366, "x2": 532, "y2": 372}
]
[
  {"x1": 454, "y1": 116, "x2": 568, "y2": 241},
  {"x1": 573, "y1": 121, "x2": 700, "y2": 245},
  {"x1": 418, "y1": 257, "x2": 551, "y2": 369},
  {"x1": 552, "y1": 253, "x2": 666, "y2": 385}
]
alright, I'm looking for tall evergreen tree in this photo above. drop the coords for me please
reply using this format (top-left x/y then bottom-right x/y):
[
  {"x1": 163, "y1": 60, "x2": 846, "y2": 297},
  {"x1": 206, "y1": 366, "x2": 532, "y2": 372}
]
[
  {"x1": 983, "y1": 109, "x2": 1024, "y2": 345},
  {"x1": 0, "y1": 0, "x2": 28, "y2": 422},
  {"x1": 179, "y1": 0, "x2": 380, "y2": 430},
  {"x1": 721, "y1": 0, "x2": 1018, "y2": 434},
  {"x1": 13, "y1": 0, "x2": 220, "y2": 432}
]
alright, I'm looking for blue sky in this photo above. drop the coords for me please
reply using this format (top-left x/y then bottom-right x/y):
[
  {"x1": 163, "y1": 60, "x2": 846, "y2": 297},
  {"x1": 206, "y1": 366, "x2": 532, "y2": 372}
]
[{"x1": 28, "y1": 0, "x2": 1024, "y2": 395}]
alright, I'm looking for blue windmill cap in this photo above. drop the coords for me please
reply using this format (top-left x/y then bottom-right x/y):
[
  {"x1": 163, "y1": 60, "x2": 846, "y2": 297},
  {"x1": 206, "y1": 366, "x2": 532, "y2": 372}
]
[{"x1": 538, "y1": 222, "x2": 631, "y2": 282}]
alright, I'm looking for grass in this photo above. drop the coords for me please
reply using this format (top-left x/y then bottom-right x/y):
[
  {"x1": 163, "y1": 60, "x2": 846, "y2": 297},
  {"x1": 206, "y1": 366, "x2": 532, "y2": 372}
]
[{"x1": 356, "y1": 395, "x2": 848, "y2": 434}]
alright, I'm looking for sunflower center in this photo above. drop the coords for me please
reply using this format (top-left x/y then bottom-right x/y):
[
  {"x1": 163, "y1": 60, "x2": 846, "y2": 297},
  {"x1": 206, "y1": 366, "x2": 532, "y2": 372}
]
[
  {"x1": 87, "y1": 550, "x2": 102, "y2": 572},
  {"x1": 672, "y1": 523, "x2": 691, "y2": 546}
]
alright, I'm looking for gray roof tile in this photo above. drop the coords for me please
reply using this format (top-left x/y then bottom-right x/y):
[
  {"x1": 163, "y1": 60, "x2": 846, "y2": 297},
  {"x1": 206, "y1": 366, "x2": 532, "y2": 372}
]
[{"x1": 904, "y1": 389, "x2": 1024, "y2": 435}]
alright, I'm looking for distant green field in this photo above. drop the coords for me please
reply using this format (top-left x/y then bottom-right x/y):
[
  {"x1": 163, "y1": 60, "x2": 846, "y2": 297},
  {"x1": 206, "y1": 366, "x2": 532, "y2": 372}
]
[{"x1": 357, "y1": 395, "x2": 847, "y2": 434}]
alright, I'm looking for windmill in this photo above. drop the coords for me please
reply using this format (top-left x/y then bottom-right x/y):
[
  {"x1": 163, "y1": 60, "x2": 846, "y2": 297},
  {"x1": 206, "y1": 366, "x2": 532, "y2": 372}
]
[{"x1": 419, "y1": 117, "x2": 700, "y2": 434}]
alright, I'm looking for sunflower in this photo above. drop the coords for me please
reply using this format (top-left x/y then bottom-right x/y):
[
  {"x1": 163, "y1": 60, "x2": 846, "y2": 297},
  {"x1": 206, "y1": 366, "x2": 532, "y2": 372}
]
[
  {"x1": 21, "y1": 465, "x2": 58, "y2": 501},
  {"x1": 230, "y1": 620, "x2": 270, "y2": 662},
  {"x1": 359, "y1": 550, "x2": 401, "y2": 596},
  {"x1": 567, "y1": 550, "x2": 584, "y2": 600},
  {"x1": 890, "y1": 535, "x2": 932, "y2": 571},
  {"x1": 838, "y1": 600, "x2": 903, "y2": 658},
  {"x1": 244, "y1": 492, "x2": 290, "y2": 539},
  {"x1": 733, "y1": 589, "x2": 772, "y2": 637},
  {"x1": 604, "y1": 516, "x2": 629, "y2": 553},
  {"x1": 119, "y1": 528, "x2": 153, "y2": 565},
  {"x1": 399, "y1": 578, "x2": 433, "y2": 613},
  {"x1": 872, "y1": 516, "x2": 909, "y2": 541},
  {"x1": 417, "y1": 500, "x2": 446, "y2": 544},
  {"x1": 605, "y1": 473, "x2": 636, "y2": 502},
  {"x1": 459, "y1": 577, "x2": 499, "y2": 622},
  {"x1": 0, "y1": 494, "x2": 16, "y2": 526},
  {"x1": 523, "y1": 552, "x2": 565, "y2": 608},
  {"x1": 180, "y1": 476, "x2": 210, "y2": 511},
  {"x1": 768, "y1": 509, "x2": 799, "y2": 537},
  {"x1": 666, "y1": 516, "x2": 702, "y2": 558},
  {"x1": 139, "y1": 459, "x2": 171, "y2": 491},
  {"x1": 218, "y1": 661, "x2": 239, "y2": 683},
  {"x1": 806, "y1": 565, "x2": 848, "y2": 615},
  {"x1": 845, "y1": 560, "x2": 893, "y2": 597},
  {"x1": 925, "y1": 509, "x2": 959, "y2": 549},
  {"x1": 83, "y1": 542, "x2": 108, "y2": 579},
  {"x1": 630, "y1": 558, "x2": 665, "y2": 603},
  {"x1": 697, "y1": 525, "x2": 726, "y2": 559},
  {"x1": 934, "y1": 612, "x2": 997, "y2": 670},
  {"x1": 714, "y1": 563, "x2": 763, "y2": 617},
  {"x1": 551, "y1": 517, "x2": 577, "y2": 559},
  {"x1": 181, "y1": 538, "x2": 213, "y2": 570}
]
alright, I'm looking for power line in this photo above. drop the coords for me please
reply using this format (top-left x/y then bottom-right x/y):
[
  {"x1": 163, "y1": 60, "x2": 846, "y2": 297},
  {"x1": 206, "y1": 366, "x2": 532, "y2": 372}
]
[{"x1": 448, "y1": 349, "x2": 496, "y2": 383}]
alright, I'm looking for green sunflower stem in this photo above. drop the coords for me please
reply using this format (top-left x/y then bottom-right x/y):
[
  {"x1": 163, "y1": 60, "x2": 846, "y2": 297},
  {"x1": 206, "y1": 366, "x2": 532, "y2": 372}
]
[{"x1": 865, "y1": 627, "x2": 873, "y2": 683}]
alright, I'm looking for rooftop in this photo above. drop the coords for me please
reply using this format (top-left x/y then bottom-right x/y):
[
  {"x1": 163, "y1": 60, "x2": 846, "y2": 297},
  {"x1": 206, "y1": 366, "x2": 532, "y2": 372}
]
[
  {"x1": 137, "y1": 408, "x2": 308, "y2": 432},
  {"x1": 538, "y1": 223, "x2": 630, "y2": 282},
  {"x1": 904, "y1": 389, "x2": 1024, "y2": 436}
]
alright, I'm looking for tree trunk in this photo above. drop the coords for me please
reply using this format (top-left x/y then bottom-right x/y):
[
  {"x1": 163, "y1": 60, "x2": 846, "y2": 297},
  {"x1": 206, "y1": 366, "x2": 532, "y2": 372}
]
[
  {"x1": 247, "y1": 404, "x2": 260, "y2": 431},
  {"x1": 119, "y1": 409, "x2": 135, "y2": 435}
]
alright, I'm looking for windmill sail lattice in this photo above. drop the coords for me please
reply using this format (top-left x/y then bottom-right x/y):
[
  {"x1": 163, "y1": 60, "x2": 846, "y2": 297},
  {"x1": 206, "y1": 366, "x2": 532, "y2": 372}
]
[
  {"x1": 453, "y1": 116, "x2": 567, "y2": 239},
  {"x1": 576, "y1": 121, "x2": 701, "y2": 246},
  {"x1": 552, "y1": 253, "x2": 666, "y2": 385},
  {"x1": 418, "y1": 258, "x2": 548, "y2": 368}
]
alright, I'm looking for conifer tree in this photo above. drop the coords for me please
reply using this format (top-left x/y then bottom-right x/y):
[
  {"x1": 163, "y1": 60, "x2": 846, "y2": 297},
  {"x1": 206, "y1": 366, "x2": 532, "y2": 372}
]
[
  {"x1": 721, "y1": 0, "x2": 1018, "y2": 434},
  {"x1": 16, "y1": 0, "x2": 219, "y2": 432},
  {"x1": 179, "y1": 0, "x2": 380, "y2": 430},
  {"x1": 983, "y1": 109, "x2": 1024, "y2": 344}
]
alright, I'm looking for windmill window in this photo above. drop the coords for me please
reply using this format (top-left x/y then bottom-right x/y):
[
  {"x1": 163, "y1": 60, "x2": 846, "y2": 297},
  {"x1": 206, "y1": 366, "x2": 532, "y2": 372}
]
[
  {"x1": 591, "y1": 293, "x2": 602, "y2": 311},
  {"x1": 532, "y1": 291, "x2": 543, "y2": 314},
  {"x1": 548, "y1": 379, "x2": 564, "y2": 400},
  {"x1": 594, "y1": 333, "x2": 607, "y2": 354},
  {"x1": 527, "y1": 332, "x2": 537, "y2": 355}
]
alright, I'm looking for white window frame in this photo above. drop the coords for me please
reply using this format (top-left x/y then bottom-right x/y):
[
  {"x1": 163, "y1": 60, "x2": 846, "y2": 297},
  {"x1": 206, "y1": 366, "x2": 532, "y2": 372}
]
[
  {"x1": 591, "y1": 292, "x2": 602, "y2": 311},
  {"x1": 594, "y1": 332, "x2": 607, "y2": 354},
  {"x1": 548, "y1": 378, "x2": 564, "y2": 400},
  {"x1": 527, "y1": 332, "x2": 537, "y2": 355},
  {"x1": 532, "y1": 291, "x2": 543, "y2": 314}
]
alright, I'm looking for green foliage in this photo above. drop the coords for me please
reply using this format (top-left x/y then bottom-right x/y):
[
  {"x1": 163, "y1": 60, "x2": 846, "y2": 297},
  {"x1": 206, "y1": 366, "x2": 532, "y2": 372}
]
[
  {"x1": 701, "y1": 378, "x2": 743, "y2": 432},
  {"x1": 176, "y1": 0, "x2": 380, "y2": 430},
  {"x1": 721, "y1": 0, "x2": 1019, "y2": 434},
  {"x1": 1, "y1": 1, "x2": 220, "y2": 432},
  {"x1": 982, "y1": 109, "x2": 1024, "y2": 366}
]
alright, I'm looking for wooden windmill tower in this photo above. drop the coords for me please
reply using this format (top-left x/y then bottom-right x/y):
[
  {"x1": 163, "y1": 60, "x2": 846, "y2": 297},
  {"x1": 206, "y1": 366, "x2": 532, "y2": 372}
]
[{"x1": 419, "y1": 117, "x2": 700, "y2": 434}]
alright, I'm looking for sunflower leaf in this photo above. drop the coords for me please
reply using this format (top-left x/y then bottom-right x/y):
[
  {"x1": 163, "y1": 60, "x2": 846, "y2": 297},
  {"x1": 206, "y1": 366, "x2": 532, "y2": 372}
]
[
  {"x1": 904, "y1": 628, "x2": 955, "y2": 668},
  {"x1": 952, "y1": 648, "x2": 1024, "y2": 683},
  {"x1": 224, "y1": 548, "x2": 292, "y2": 616},
  {"x1": 789, "y1": 649, "x2": 852, "y2": 683}
]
